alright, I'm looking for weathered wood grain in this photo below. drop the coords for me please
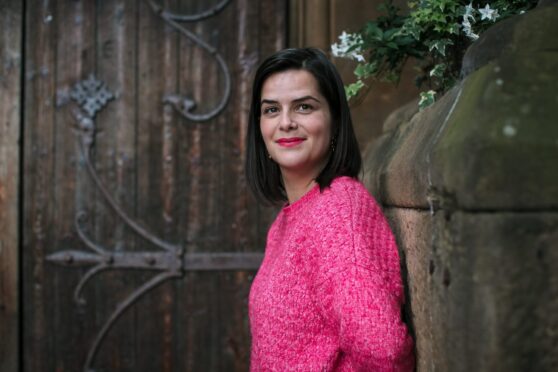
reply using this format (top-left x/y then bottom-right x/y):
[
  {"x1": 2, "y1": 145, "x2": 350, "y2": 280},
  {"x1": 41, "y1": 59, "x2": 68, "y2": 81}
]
[
  {"x1": 90, "y1": 1, "x2": 141, "y2": 370},
  {"x1": 136, "y1": 0, "x2": 180, "y2": 370},
  {"x1": 23, "y1": 0, "x2": 57, "y2": 371},
  {"x1": 0, "y1": 1, "x2": 22, "y2": 371},
  {"x1": 50, "y1": 2, "x2": 96, "y2": 370},
  {"x1": 22, "y1": 0, "x2": 286, "y2": 370}
]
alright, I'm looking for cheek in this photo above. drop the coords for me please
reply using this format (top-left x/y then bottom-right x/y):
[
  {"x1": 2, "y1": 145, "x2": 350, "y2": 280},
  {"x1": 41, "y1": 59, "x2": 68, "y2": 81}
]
[
  {"x1": 259, "y1": 120, "x2": 268, "y2": 138},
  {"x1": 259, "y1": 120, "x2": 274, "y2": 146},
  {"x1": 313, "y1": 115, "x2": 332, "y2": 146}
]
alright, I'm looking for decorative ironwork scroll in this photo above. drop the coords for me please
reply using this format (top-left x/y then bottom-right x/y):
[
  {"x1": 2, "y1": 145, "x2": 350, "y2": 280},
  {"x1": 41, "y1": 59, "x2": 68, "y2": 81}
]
[
  {"x1": 146, "y1": 0, "x2": 233, "y2": 122},
  {"x1": 70, "y1": 74, "x2": 115, "y2": 118},
  {"x1": 45, "y1": 2, "x2": 261, "y2": 367}
]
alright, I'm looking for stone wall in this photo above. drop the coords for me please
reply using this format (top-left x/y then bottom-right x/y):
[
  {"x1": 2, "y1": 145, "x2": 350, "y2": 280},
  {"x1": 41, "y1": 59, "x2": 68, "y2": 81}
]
[{"x1": 362, "y1": 3, "x2": 558, "y2": 371}]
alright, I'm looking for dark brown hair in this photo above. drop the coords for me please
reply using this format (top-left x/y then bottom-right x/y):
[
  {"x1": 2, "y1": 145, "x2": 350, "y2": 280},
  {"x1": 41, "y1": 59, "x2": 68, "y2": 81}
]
[{"x1": 245, "y1": 47, "x2": 361, "y2": 204}]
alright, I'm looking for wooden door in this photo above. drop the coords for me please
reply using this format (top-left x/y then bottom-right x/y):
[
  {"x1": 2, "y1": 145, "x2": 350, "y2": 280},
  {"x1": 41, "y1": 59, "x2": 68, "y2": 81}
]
[{"x1": 21, "y1": 1, "x2": 285, "y2": 370}]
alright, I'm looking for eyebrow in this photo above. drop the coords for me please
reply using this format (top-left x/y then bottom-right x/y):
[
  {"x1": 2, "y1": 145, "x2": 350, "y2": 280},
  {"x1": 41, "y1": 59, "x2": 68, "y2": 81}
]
[{"x1": 261, "y1": 95, "x2": 321, "y2": 105}]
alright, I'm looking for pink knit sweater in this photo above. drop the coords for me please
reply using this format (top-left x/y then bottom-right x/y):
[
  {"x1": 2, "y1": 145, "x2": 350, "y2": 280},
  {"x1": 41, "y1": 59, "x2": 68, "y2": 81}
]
[{"x1": 249, "y1": 176, "x2": 415, "y2": 371}]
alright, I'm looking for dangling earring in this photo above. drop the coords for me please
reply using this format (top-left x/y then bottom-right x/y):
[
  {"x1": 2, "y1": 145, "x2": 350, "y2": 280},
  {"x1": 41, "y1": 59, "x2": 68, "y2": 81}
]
[{"x1": 330, "y1": 139, "x2": 336, "y2": 153}]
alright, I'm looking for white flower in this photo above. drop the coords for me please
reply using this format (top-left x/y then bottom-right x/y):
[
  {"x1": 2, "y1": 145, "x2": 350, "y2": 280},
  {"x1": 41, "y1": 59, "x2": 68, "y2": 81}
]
[
  {"x1": 479, "y1": 4, "x2": 499, "y2": 21},
  {"x1": 461, "y1": 17, "x2": 479, "y2": 40},
  {"x1": 339, "y1": 31, "x2": 351, "y2": 45},
  {"x1": 331, "y1": 31, "x2": 365, "y2": 62},
  {"x1": 331, "y1": 43, "x2": 344, "y2": 57},
  {"x1": 464, "y1": 2, "x2": 475, "y2": 22},
  {"x1": 352, "y1": 53, "x2": 365, "y2": 62}
]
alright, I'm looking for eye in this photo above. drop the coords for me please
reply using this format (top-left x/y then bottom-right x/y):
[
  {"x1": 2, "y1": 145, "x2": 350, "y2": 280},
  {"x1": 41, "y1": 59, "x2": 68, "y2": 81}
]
[
  {"x1": 262, "y1": 106, "x2": 279, "y2": 115},
  {"x1": 295, "y1": 103, "x2": 313, "y2": 112}
]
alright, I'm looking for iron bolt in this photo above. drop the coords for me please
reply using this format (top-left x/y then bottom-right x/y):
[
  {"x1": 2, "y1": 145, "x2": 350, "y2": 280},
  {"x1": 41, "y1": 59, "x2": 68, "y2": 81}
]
[
  {"x1": 105, "y1": 255, "x2": 114, "y2": 265},
  {"x1": 145, "y1": 256, "x2": 156, "y2": 266}
]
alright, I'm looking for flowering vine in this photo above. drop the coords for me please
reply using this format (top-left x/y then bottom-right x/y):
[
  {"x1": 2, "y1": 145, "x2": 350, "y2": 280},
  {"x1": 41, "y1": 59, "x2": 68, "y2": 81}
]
[{"x1": 332, "y1": 0, "x2": 537, "y2": 109}]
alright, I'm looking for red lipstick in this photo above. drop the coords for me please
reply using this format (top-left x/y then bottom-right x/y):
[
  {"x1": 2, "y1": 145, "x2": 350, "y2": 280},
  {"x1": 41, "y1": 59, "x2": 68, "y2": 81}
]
[{"x1": 276, "y1": 137, "x2": 305, "y2": 147}]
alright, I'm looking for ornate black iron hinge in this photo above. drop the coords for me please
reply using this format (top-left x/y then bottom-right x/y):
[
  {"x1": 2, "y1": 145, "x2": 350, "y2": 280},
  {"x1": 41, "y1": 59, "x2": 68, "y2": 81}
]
[
  {"x1": 146, "y1": 0, "x2": 232, "y2": 122},
  {"x1": 46, "y1": 2, "x2": 261, "y2": 371}
]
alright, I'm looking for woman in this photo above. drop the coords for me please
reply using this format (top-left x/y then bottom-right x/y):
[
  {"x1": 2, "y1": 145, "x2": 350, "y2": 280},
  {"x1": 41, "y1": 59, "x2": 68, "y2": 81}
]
[{"x1": 246, "y1": 48, "x2": 415, "y2": 371}]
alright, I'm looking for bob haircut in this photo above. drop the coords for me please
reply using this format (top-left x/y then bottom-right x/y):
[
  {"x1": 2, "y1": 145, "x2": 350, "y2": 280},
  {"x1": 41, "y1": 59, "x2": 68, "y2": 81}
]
[{"x1": 245, "y1": 47, "x2": 362, "y2": 205}]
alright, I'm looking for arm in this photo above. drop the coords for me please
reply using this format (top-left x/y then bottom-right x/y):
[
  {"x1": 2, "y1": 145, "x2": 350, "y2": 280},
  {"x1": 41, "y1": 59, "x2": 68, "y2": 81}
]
[{"x1": 313, "y1": 192, "x2": 415, "y2": 371}]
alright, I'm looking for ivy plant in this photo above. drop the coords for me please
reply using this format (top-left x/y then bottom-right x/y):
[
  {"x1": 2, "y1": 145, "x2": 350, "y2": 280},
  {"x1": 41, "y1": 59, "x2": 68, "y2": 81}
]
[{"x1": 332, "y1": 0, "x2": 537, "y2": 109}]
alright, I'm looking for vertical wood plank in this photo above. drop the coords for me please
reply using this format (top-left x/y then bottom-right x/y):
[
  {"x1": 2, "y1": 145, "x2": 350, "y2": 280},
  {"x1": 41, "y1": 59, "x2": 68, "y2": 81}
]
[
  {"x1": 93, "y1": 1, "x2": 140, "y2": 370},
  {"x1": 51, "y1": 1, "x2": 96, "y2": 370},
  {"x1": 136, "y1": 0, "x2": 180, "y2": 370},
  {"x1": 23, "y1": 1, "x2": 57, "y2": 371},
  {"x1": 177, "y1": 1, "x2": 217, "y2": 368},
  {"x1": 175, "y1": 0, "x2": 237, "y2": 369},
  {"x1": 0, "y1": 1, "x2": 22, "y2": 371}
]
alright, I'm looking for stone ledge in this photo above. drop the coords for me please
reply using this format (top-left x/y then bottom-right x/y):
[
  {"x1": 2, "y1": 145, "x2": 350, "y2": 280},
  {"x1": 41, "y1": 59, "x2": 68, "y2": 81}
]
[
  {"x1": 462, "y1": 4, "x2": 558, "y2": 77},
  {"x1": 364, "y1": 3, "x2": 558, "y2": 211}
]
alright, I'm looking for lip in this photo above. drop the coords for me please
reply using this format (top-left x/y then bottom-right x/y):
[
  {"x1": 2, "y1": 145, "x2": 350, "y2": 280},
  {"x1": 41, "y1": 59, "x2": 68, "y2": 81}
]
[{"x1": 276, "y1": 137, "x2": 306, "y2": 147}]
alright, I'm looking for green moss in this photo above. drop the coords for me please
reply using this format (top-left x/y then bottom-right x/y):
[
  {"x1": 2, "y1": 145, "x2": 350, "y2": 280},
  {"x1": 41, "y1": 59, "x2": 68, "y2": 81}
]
[{"x1": 432, "y1": 51, "x2": 558, "y2": 209}]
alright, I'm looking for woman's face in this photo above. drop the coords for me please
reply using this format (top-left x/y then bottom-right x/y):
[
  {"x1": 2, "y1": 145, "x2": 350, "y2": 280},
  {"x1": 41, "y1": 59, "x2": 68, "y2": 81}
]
[{"x1": 259, "y1": 69, "x2": 332, "y2": 179}]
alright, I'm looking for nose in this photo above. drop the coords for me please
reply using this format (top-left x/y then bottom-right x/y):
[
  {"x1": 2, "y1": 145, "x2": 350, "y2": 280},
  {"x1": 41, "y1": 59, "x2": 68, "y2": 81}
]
[{"x1": 278, "y1": 110, "x2": 297, "y2": 131}]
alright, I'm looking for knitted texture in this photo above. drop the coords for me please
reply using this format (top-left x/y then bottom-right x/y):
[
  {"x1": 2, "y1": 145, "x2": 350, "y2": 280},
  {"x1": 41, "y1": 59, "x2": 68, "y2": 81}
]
[{"x1": 249, "y1": 177, "x2": 415, "y2": 371}]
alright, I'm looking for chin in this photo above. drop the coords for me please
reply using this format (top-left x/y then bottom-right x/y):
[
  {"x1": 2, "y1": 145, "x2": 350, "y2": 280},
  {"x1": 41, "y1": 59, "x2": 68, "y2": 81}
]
[
  {"x1": 277, "y1": 161, "x2": 320, "y2": 175},
  {"x1": 274, "y1": 154, "x2": 302, "y2": 166}
]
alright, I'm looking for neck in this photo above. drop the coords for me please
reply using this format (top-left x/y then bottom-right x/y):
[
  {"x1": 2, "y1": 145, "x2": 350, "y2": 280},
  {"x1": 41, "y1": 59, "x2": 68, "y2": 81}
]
[{"x1": 281, "y1": 171, "x2": 318, "y2": 204}]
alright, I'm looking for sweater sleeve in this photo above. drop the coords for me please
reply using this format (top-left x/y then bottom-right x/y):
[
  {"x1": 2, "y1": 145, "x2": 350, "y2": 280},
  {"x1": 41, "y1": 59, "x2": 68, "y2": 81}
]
[{"x1": 312, "y1": 188, "x2": 415, "y2": 372}]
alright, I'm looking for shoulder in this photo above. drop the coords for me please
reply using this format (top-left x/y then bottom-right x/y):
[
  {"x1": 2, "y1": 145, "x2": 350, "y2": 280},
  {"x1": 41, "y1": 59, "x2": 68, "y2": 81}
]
[
  {"x1": 316, "y1": 176, "x2": 381, "y2": 221},
  {"x1": 328, "y1": 176, "x2": 372, "y2": 200},
  {"x1": 307, "y1": 176, "x2": 388, "y2": 249}
]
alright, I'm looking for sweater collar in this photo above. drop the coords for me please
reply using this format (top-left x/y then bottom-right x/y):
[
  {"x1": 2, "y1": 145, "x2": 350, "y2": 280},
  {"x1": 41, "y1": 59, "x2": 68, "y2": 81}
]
[{"x1": 282, "y1": 182, "x2": 320, "y2": 214}]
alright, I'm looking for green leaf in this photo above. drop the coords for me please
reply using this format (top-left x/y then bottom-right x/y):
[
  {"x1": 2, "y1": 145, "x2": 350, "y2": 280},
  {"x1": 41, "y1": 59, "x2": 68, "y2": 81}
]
[
  {"x1": 397, "y1": 35, "x2": 416, "y2": 46},
  {"x1": 383, "y1": 70, "x2": 400, "y2": 83},
  {"x1": 383, "y1": 28, "x2": 400, "y2": 41},
  {"x1": 426, "y1": 38, "x2": 453, "y2": 56},
  {"x1": 403, "y1": 22, "x2": 422, "y2": 40},
  {"x1": 345, "y1": 80, "x2": 365, "y2": 99},
  {"x1": 449, "y1": 23, "x2": 460, "y2": 34},
  {"x1": 429, "y1": 63, "x2": 446, "y2": 78},
  {"x1": 365, "y1": 21, "x2": 381, "y2": 35},
  {"x1": 354, "y1": 62, "x2": 378, "y2": 78},
  {"x1": 418, "y1": 90, "x2": 436, "y2": 110}
]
